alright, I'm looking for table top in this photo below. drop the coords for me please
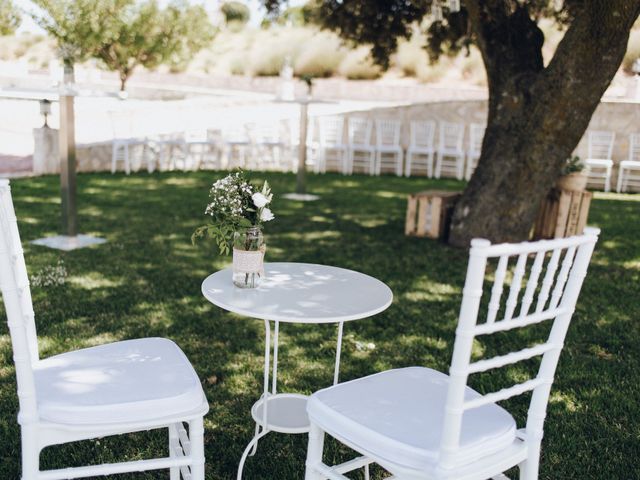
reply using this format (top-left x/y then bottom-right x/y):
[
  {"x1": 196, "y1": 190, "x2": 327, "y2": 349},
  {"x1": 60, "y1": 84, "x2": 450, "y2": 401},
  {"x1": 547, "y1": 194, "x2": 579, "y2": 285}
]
[{"x1": 201, "y1": 262, "x2": 393, "y2": 324}]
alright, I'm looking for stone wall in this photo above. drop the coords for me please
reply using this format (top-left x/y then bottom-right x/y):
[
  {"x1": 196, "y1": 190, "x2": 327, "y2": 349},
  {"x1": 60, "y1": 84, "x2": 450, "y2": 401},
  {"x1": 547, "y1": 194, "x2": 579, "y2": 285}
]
[
  {"x1": 33, "y1": 99, "x2": 640, "y2": 191},
  {"x1": 333, "y1": 99, "x2": 640, "y2": 191}
]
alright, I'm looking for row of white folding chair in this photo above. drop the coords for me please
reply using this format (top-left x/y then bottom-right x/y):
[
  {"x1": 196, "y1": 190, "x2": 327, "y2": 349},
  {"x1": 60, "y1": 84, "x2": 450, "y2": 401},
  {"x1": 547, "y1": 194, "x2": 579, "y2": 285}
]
[
  {"x1": 405, "y1": 121, "x2": 485, "y2": 180},
  {"x1": 315, "y1": 117, "x2": 404, "y2": 176},
  {"x1": 111, "y1": 133, "x2": 220, "y2": 174},
  {"x1": 617, "y1": 132, "x2": 640, "y2": 193}
]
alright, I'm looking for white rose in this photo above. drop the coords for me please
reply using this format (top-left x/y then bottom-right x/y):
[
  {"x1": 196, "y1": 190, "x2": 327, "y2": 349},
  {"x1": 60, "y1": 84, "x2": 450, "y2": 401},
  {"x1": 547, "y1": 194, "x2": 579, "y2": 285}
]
[
  {"x1": 252, "y1": 192, "x2": 270, "y2": 208},
  {"x1": 260, "y1": 207, "x2": 275, "y2": 222}
]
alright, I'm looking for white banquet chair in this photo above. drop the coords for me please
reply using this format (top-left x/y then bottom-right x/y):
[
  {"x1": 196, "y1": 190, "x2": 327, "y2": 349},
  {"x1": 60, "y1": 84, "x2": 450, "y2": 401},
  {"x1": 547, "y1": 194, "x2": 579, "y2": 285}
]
[
  {"x1": 347, "y1": 117, "x2": 375, "y2": 175},
  {"x1": 286, "y1": 117, "x2": 318, "y2": 173},
  {"x1": 317, "y1": 116, "x2": 347, "y2": 174},
  {"x1": 616, "y1": 132, "x2": 640, "y2": 193},
  {"x1": 584, "y1": 130, "x2": 615, "y2": 192},
  {"x1": 375, "y1": 119, "x2": 403, "y2": 176},
  {"x1": 109, "y1": 110, "x2": 149, "y2": 175},
  {"x1": 305, "y1": 228, "x2": 599, "y2": 480},
  {"x1": 253, "y1": 123, "x2": 286, "y2": 171},
  {"x1": 223, "y1": 124, "x2": 252, "y2": 169},
  {"x1": 405, "y1": 120, "x2": 436, "y2": 177},
  {"x1": 465, "y1": 123, "x2": 486, "y2": 180},
  {"x1": 436, "y1": 121, "x2": 465, "y2": 180},
  {"x1": 155, "y1": 132, "x2": 188, "y2": 171},
  {"x1": 0, "y1": 179, "x2": 209, "y2": 480}
]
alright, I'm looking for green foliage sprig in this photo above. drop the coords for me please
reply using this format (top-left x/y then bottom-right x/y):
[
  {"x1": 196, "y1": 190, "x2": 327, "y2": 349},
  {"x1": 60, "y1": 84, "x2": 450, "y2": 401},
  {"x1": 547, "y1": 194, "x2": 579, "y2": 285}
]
[{"x1": 562, "y1": 155, "x2": 586, "y2": 175}]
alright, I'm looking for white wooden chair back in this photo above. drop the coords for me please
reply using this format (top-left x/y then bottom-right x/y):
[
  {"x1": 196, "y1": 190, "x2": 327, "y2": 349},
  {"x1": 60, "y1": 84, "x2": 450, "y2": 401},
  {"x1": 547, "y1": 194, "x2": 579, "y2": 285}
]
[
  {"x1": 347, "y1": 117, "x2": 372, "y2": 146},
  {"x1": 375, "y1": 119, "x2": 401, "y2": 148},
  {"x1": 587, "y1": 131, "x2": 615, "y2": 160},
  {"x1": 409, "y1": 120, "x2": 436, "y2": 150},
  {"x1": 438, "y1": 228, "x2": 599, "y2": 470},
  {"x1": 0, "y1": 180, "x2": 39, "y2": 425},
  {"x1": 319, "y1": 116, "x2": 345, "y2": 147},
  {"x1": 629, "y1": 133, "x2": 640, "y2": 162},
  {"x1": 469, "y1": 123, "x2": 486, "y2": 155},
  {"x1": 439, "y1": 121, "x2": 464, "y2": 153}
]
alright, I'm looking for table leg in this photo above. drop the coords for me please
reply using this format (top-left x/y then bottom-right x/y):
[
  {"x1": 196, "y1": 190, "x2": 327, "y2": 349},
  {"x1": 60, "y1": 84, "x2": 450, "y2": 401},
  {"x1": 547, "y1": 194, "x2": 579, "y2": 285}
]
[
  {"x1": 238, "y1": 319, "x2": 276, "y2": 477},
  {"x1": 333, "y1": 321, "x2": 344, "y2": 385},
  {"x1": 272, "y1": 320, "x2": 279, "y2": 394}
]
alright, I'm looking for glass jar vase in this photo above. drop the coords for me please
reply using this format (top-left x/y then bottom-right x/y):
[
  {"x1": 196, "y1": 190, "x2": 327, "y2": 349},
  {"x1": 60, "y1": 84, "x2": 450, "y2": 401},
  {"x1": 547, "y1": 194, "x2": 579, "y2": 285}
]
[{"x1": 232, "y1": 226, "x2": 265, "y2": 288}]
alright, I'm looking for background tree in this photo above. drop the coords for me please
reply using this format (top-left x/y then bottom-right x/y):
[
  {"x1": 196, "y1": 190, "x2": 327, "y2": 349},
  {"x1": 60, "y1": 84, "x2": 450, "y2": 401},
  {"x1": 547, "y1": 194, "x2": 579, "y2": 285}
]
[
  {"x1": 265, "y1": 0, "x2": 640, "y2": 246},
  {"x1": 31, "y1": 0, "x2": 129, "y2": 68},
  {"x1": 0, "y1": 0, "x2": 21, "y2": 36},
  {"x1": 221, "y1": 1, "x2": 250, "y2": 26},
  {"x1": 95, "y1": 0, "x2": 213, "y2": 92}
]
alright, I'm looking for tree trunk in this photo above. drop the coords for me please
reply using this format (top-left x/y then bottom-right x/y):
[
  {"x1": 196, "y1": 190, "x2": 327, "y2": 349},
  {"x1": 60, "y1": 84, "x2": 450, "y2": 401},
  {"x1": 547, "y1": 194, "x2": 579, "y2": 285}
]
[{"x1": 448, "y1": 1, "x2": 640, "y2": 247}]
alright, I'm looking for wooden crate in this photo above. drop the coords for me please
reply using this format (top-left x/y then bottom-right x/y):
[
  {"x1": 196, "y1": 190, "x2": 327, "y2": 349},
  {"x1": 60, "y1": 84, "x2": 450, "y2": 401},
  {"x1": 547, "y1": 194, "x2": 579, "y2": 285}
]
[
  {"x1": 533, "y1": 188, "x2": 593, "y2": 239},
  {"x1": 405, "y1": 190, "x2": 461, "y2": 239}
]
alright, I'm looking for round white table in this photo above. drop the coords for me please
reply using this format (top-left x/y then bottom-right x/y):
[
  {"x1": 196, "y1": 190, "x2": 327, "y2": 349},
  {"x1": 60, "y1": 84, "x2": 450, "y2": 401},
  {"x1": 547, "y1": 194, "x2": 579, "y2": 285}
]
[{"x1": 201, "y1": 262, "x2": 393, "y2": 479}]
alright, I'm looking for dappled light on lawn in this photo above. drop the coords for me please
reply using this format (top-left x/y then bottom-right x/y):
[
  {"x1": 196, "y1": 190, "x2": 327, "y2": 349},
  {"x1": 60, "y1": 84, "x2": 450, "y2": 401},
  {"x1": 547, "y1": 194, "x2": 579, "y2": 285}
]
[{"x1": 0, "y1": 171, "x2": 637, "y2": 479}]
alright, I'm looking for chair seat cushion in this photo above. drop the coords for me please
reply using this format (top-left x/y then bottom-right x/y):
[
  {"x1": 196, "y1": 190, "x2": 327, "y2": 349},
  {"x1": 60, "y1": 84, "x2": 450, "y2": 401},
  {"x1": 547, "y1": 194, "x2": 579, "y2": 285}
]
[
  {"x1": 35, "y1": 338, "x2": 206, "y2": 425},
  {"x1": 308, "y1": 367, "x2": 516, "y2": 471}
]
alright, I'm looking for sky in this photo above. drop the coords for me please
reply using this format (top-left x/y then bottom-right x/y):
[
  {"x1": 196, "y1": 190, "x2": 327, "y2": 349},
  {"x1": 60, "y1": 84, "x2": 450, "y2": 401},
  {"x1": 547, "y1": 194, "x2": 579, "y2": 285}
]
[{"x1": 14, "y1": 0, "x2": 304, "y2": 33}]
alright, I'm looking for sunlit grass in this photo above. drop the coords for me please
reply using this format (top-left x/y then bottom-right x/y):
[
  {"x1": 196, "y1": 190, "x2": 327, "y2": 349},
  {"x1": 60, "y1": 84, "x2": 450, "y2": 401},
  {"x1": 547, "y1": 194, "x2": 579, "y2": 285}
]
[{"x1": 0, "y1": 171, "x2": 637, "y2": 479}]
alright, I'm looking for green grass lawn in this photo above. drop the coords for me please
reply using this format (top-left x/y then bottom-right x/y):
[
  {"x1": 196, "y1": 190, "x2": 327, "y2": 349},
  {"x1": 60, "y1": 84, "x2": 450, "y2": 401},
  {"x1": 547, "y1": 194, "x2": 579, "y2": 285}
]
[{"x1": 0, "y1": 172, "x2": 638, "y2": 479}]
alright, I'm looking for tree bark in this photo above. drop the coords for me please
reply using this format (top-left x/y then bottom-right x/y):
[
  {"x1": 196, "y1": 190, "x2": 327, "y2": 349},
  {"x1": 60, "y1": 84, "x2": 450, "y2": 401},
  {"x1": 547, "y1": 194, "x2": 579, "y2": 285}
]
[{"x1": 448, "y1": 0, "x2": 640, "y2": 247}]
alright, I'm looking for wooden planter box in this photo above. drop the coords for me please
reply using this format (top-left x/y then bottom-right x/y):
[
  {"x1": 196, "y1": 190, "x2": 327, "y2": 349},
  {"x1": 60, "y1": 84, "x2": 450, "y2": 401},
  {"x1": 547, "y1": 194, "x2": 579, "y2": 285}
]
[
  {"x1": 405, "y1": 190, "x2": 461, "y2": 239},
  {"x1": 533, "y1": 188, "x2": 593, "y2": 240}
]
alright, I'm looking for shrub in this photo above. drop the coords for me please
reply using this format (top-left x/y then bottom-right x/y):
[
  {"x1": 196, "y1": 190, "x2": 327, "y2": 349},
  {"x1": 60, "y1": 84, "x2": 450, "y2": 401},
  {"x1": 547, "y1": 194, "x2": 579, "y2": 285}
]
[
  {"x1": 415, "y1": 60, "x2": 449, "y2": 83},
  {"x1": 221, "y1": 1, "x2": 250, "y2": 25},
  {"x1": 460, "y1": 47, "x2": 486, "y2": 86},
  {"x1": 622, "y1": 29, "x2": 640, "y2": 73},
  {"x1": 395, "y1": 32, "x2": 428, "y2": 77},
  {"x1": 338, "y1": 47, "x2": 381, "y2": 80},
  {"x1": 294, "y1": 31, "x2": 347, "y2": 77}
]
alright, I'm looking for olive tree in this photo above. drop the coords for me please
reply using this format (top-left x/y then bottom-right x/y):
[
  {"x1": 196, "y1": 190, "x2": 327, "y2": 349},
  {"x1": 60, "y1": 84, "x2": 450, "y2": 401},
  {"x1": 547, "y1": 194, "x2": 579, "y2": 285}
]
[
  {"x1": 265, "y1": 0, "x2": 640, "y2": 246},
  {"x1": 31, "y1": 0, "x2": 129, "y2": 67},
  {"x1": 95, "y1": 0, "x2": 213, "y2": 92},
  {"x1": 0, "y1": 0, "x2": 21, "y2": 36}
]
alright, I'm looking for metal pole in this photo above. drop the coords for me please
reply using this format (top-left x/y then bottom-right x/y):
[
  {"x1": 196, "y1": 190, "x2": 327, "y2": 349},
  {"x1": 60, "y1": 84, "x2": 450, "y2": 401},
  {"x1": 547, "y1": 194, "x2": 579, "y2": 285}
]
[
  {"x1": 59, "y1": 63, "x2": 77, "y2": 237},
  {"x1": 295, "y1": 100, "x2": 308, "y2": 195}
]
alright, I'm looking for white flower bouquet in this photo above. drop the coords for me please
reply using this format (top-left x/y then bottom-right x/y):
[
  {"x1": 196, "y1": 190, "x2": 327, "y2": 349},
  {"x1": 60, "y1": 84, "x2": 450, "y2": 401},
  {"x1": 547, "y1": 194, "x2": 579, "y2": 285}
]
[
  {"x1": 193, "y1": 172, "x2": 275, "y2": 288},
  {"x1": 193, "y1": 171, "x2": 275, "y2": 254}
]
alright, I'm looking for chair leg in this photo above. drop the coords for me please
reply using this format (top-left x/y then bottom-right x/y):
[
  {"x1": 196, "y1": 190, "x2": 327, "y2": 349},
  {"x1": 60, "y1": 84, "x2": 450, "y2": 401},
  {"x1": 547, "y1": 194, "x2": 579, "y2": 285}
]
[
  {"x1": 124, "y1": 145, "x2": 130, "y2": 175},
  {"x1": 369, "y1": 151, "x2": 376, "y2": 176},
  {"x1": 428, "y1": 152, "x2": 434, "y2": 178},
  {"x1": 305, "y1": 423, "x2": 325, "y2": 480},
  {"x1": 456, "y1": 154, "x2": 464, "y2": 180},
  {"x1": 21, "y1": 426, "x2": 39, "y2": 480},
  {"x1": 617, "y1": 167, "x2": 624, "y2": 193},
  {"x1": 396, "y1": 151, "x2": 403, "y2": 177},
  {"x1": 111, "y1": 143, "x2": 118, "y2": 174},
  {"x1": 435, "y1": 152, "x2": 442, "y2": 178},
  {"x1": 169, "y1": 424, "x2": 180, "y2": 480},
  {"x1": 604, "y1": 165, "x2": 612, "y2": 192},
  {"x1": 405, "y1": 151, "x2": 412, "y2": 177},
  {"x1": 189, "y1": 417, "x2": 205, "y2": 480}
]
